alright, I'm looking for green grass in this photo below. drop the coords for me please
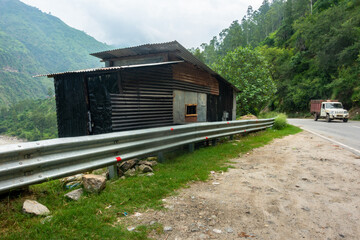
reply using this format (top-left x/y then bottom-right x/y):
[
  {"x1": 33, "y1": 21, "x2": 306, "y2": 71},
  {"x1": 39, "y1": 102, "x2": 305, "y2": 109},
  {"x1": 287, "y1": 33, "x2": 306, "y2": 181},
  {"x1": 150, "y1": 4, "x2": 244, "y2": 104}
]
[{"x1": 0, "y1": 125, "x2": 301, "y2": 240}]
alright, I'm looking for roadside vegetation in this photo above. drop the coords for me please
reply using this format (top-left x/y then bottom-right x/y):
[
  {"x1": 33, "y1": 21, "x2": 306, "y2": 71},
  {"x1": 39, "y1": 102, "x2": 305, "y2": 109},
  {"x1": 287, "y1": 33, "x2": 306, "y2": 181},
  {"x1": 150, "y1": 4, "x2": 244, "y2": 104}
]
[
  {"x1": 194, "y1": 0, "x2": 360, "y2": 115},
  {"x1": 0, "y1": 96, "x2": 57, "y2": 141},
  {"x1": 0, "y1": 125, "x2": 301, "y2": 240}
]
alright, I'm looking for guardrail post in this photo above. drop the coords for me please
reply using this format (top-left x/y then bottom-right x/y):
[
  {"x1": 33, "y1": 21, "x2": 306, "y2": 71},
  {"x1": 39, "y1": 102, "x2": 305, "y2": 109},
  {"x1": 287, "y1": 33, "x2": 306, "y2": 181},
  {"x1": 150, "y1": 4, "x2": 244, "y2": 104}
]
[
  {"x1": 211, "y1": 139, "x2": 217, "y2": 146},
  {"x1": 188, "y1": 143, "x2": 194, "y2": 153},
  {"x1": 157, "y1": 152, "x2": 164, "y2": 163},
  {"x1": 230, "y1": 135, "x2": 234, "y2": 140},
  {"x1": 108, "y1": 164, "x2": 118, "y2": 179}
]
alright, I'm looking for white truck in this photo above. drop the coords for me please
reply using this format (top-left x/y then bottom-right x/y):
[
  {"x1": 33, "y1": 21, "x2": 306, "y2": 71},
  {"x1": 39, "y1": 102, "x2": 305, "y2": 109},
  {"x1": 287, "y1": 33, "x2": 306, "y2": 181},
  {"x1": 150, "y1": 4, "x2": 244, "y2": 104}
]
[{"x1": 310, "y1": 100, "x2": 349, "y2": 122}]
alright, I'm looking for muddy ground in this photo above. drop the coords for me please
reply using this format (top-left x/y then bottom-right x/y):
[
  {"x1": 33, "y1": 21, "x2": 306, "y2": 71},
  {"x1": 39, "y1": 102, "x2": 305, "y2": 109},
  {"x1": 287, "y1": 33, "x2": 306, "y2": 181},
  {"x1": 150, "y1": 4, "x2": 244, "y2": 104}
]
[{"x1": 124, "y1": 131, "x2": 360, "y2": 239}]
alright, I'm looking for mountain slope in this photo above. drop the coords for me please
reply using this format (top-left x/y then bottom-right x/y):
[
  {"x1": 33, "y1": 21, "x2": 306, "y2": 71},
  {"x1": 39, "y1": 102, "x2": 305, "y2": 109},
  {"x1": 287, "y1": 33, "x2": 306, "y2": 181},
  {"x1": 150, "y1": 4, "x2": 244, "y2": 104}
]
[
  {"x1": 197, "y1": 0, "x2": 360, "y2": 113},
  {"x1": 0, "y1": 0, "x2": 110, "y2": 107}
]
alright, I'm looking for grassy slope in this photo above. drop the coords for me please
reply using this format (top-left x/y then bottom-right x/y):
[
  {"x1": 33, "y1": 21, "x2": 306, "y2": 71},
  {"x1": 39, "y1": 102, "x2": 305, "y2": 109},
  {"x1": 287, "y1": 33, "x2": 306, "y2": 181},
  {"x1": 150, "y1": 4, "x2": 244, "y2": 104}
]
[{"x1": 0, "y1": 125, "x2": 301, "y2": 240}]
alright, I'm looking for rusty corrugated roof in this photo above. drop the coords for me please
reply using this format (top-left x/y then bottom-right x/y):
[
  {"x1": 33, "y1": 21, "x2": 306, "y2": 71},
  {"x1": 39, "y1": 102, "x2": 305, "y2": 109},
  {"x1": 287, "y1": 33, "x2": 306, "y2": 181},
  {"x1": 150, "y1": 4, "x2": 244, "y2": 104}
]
[{"x1": 35, "y1": 61, "x2": 183, "y2": 78}]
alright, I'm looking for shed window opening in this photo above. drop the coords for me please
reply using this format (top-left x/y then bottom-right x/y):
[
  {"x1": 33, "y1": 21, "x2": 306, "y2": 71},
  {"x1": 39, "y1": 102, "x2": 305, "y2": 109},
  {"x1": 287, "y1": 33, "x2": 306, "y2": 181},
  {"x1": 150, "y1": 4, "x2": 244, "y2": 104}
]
[{"x1": 186, "y1": 104, "x2": 197, "y2": 116}]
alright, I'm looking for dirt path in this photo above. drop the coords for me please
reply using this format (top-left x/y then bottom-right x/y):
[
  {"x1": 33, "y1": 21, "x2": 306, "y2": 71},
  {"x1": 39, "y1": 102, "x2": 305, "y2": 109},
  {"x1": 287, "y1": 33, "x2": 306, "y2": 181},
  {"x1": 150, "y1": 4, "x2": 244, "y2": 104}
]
[{"x1": 126, "y1": 131, "x2": 360, "y2": 239}]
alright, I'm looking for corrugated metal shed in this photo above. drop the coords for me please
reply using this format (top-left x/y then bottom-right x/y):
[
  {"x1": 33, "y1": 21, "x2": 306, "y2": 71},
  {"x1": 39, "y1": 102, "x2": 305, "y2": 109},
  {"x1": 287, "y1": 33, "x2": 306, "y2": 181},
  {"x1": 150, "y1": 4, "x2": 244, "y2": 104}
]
[{"x1": 91, "y1": 41, "x2": 239, "y2": 92}]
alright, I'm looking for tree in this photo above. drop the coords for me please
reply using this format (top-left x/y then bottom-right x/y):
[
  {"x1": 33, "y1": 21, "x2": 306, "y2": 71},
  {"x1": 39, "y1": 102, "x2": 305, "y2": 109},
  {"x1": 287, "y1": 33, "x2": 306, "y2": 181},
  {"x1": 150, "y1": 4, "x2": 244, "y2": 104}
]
[{"x1": 213, "y1": 47, "x2": 276, "y2": 115}]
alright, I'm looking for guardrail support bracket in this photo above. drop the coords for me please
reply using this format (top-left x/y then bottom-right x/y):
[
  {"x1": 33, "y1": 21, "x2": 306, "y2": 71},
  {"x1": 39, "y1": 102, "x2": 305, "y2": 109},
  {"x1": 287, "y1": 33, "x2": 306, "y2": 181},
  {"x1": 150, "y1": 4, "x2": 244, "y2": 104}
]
[
  {"x1": 188, "y1": 143, "x2": 194, "y2": 153},
  {"x1": 157, "y1": 152, "x2": 164, "y2": 163},
  {"x1": 108, "y1": 164, "x2": 118, "y2": 179}
]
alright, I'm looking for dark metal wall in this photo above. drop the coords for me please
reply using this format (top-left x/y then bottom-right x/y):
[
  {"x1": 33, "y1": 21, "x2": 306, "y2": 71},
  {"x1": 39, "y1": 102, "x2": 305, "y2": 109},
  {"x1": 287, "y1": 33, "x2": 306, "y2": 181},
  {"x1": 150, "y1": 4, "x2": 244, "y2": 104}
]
[
  {"x1": 111, "y1": 65, "x2": 174, "y2": 131},
  {"x1": 207, "y1": 79, "x2": 234, "y2": 122},
  {"x1": 54, "y1": 73, "x2": 88, "y2": 137},
  {"x1": 87, "y1": 73, "x2": 119, "y2": 134}
]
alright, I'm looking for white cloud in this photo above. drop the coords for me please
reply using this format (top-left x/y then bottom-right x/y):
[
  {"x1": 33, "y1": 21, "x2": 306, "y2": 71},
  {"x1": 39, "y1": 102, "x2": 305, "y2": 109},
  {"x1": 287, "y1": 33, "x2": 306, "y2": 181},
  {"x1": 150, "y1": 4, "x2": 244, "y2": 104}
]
[{"x1": 20, "y1": 0, "x2": 263, "y2": 48}]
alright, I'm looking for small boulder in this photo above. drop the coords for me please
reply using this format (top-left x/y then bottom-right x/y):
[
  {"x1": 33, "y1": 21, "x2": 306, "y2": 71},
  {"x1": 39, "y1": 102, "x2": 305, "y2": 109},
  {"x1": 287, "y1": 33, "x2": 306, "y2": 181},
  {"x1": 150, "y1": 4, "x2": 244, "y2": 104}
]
[
  {"x1": 82, "y1": 174, "x2": 106, "y2": 193},
  {"x1": 64, "y1": 188, "x2": 83, "y2": 201},
  {"x1": 124, "y1": 168, "x2": 136, "y2": 177},
  {"x1": 119, "y1": 159, "x2": 137, "y2": 172},
  {"x1": 139, "y1": 164, "x2": 153, "y2": 173},
  {"x1": 138, "y1": 160, "x2": 157, "y2": 167},
  {"x1": 23, "y1": 200, "x2": 50, "y2": 216}
]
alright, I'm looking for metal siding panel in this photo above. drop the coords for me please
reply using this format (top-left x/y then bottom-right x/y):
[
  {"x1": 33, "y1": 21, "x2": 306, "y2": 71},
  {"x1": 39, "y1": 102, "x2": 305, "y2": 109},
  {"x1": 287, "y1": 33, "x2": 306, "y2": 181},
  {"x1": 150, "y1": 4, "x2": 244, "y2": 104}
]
[
  {"x1": 54, "y1": 74, "x2": 88, "y2": 137},
  {"x1": 184, "y1": 92, "x2": 197, "y2": 105},
  {"x1": 173, "y1": 90, "x2": 185, "y2": 124},
  {"x1": 110, "y1": 65, "x2": 174, "y2": 131},
  {"x1": 172, "y1": 62, "x2": 219, "y2": 95},
  {"x1": 197, "y1": 93, "x2": 207, "y2": 122},
  {"x1": 87, "y1": 73, "x2": 119, "y2": 135}
]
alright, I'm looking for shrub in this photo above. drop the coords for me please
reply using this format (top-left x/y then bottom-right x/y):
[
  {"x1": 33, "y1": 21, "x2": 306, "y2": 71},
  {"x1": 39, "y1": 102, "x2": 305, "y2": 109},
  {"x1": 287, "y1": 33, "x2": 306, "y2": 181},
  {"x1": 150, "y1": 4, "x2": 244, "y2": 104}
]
[
  {"x1": 0, "y1": 127, "x2": 7, "y2": 134},
  {"x1": 273, "y1": 113, "x2": 288, "y2": 130}
]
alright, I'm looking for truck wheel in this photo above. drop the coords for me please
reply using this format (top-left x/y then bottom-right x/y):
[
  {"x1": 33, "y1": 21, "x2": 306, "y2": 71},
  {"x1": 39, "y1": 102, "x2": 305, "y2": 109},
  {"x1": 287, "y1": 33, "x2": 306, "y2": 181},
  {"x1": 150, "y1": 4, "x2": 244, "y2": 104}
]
[
  {"x1": 326, "y1": 114, "x2": 331, "y2": 122},
  {"x1": 314, "y1": 113, "x2": 318, "y2": 121},
  {"x1": 343, "y1": 118, "x2": 348, "y2": 122}
]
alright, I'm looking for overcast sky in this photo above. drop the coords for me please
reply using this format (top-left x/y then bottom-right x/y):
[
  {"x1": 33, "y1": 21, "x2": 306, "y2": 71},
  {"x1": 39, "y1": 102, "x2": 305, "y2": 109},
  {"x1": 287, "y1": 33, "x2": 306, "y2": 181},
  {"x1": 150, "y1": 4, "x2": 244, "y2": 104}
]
[{"x1": 20, "y1": 0, "x2": 264, "y2": 48}]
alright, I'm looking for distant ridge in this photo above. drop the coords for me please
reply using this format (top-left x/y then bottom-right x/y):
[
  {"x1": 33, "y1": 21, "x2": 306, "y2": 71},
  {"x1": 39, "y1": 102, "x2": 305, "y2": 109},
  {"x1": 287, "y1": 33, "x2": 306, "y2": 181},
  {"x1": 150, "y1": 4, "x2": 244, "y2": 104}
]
[{"x1": 0, "y1": 0, "x2": 111, "y2": 107}]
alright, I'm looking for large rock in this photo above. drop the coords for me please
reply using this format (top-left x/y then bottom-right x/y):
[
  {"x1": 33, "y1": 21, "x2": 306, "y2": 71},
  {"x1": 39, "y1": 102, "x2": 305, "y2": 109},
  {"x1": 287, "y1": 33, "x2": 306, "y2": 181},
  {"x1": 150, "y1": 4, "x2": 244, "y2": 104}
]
[
  {"x1": 82, "y1": 174, "x2": 106, "y2": 193},
  {"x1": 64, "y1": 188, "x2": 83, "y2": 201},
  {"x1": 118, "y1": 159, "x2": 137, "y2": 172},
  {"x1": 139, "y1": 164, "x2": 153, "y2": 173},
  {"x1": 138, "y1": 160, "x2": 157, "y2": 167},
  {"x1": 23, "y1": 200, "x2": 50, "y2": 216}
]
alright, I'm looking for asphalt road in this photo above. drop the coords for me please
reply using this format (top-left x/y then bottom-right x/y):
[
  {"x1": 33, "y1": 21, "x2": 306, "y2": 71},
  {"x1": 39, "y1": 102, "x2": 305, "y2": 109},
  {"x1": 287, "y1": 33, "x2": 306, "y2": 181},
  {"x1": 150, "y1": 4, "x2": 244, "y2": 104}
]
[{"x1": 288, "y1": 118, "x2": 360, "y2": 156}]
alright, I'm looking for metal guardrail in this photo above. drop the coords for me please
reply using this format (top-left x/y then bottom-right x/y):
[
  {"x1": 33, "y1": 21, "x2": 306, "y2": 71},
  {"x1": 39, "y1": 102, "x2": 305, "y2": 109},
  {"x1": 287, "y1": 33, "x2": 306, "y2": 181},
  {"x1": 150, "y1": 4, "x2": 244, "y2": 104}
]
[{"x1": 0, "y1": 119, "x2": 274, "y2": 193}]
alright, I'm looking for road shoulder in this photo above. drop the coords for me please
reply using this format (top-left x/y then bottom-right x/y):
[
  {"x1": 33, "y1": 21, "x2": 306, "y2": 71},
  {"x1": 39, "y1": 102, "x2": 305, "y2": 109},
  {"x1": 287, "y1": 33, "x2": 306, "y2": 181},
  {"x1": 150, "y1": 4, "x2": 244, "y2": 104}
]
[{"x1": 125, "y1": 131, "x2": 360, "y2": 239}]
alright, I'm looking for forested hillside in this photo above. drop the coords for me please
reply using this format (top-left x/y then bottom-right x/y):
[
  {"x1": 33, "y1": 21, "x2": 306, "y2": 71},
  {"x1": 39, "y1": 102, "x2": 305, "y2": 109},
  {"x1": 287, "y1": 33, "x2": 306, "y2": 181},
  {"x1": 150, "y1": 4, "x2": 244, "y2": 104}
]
[
  {"x1": 0, "y1": 96, "x2": 57, "y2": 140},
  {"x1": 0, "y1": 0, "x2": 110, "y2": 107},
  {"x1": 195, "y1": 0, "x2": 360, "y2": 114}
]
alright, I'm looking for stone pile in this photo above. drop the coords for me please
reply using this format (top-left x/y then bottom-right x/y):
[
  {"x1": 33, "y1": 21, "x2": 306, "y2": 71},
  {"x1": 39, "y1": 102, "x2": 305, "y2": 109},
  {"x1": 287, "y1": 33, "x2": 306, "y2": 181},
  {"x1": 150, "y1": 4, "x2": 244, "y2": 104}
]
[{"x1": 118, "y1": 158, "x2": 157, "y2": 177}]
